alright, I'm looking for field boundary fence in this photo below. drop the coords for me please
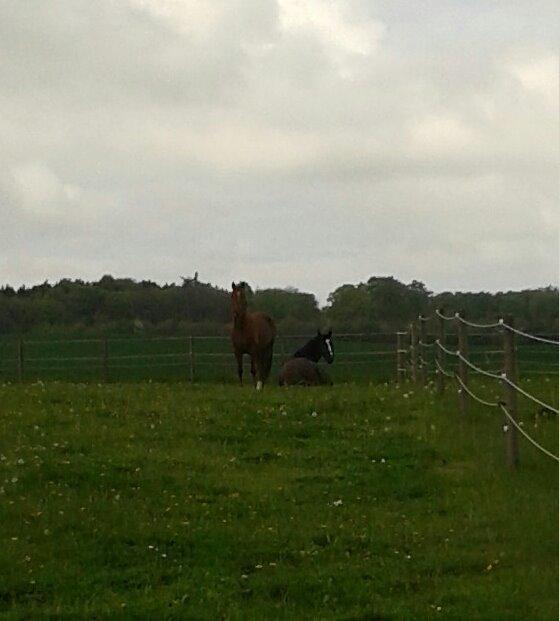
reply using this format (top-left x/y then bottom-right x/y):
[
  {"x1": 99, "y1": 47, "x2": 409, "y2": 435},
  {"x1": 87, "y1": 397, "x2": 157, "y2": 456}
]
[
  {"x1": 401, "y1": 310, "x2": 559, "y2": 469},
  {"x1": 0, "y1": 332, "x2": 398, "y2": 385}
]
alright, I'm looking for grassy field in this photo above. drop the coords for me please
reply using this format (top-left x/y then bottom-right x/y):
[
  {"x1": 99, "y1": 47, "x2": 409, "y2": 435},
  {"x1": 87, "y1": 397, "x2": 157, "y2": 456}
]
[{"x1": 1, "y1": 379, "x2": 559, "y2": 619}]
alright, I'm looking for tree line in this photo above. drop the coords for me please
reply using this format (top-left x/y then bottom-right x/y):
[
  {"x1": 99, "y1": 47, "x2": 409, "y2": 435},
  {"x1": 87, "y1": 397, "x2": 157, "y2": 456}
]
[{"x1": 0, "y1": 274, "x2": 558, "y2": 336}]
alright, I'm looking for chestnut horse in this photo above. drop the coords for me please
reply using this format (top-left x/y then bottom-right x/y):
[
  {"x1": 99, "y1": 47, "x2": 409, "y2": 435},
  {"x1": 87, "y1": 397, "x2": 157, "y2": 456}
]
[{"x1": 230, "y1": 282, "x2": 276, "y2": 390}]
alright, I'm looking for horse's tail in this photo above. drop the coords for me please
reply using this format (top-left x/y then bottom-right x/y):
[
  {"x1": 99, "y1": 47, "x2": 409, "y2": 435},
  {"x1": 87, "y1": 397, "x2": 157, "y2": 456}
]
[{"x1": 264, "y1": 314, "x2": 277, "y2": 338}]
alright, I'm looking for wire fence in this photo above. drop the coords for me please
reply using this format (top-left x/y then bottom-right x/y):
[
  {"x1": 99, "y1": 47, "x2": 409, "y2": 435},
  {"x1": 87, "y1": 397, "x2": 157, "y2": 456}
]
[
  {"x1": 0, "y1": 333, "x2": 399, "y2": 384},
  {"x1": 406, "y1": 311, "x2": 559, "y2": 469},
  {"x1": 1, "y1": 326, "x2": 559, "y2": 387}
]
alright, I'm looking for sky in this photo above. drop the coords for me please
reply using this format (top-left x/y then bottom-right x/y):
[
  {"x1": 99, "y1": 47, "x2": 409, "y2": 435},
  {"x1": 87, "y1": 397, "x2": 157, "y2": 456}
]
[{"x1": 1, "y1": 1, "x2": 559, "y2": 304}]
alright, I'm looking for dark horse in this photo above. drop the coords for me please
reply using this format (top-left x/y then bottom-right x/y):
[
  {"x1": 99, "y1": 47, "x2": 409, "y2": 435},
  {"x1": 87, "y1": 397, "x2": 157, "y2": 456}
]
[
  {"x1": 293, "y1": 329, "x2": 334, "y2": 363},
  {"x1": 230, "y1": 282, "x2": 276, "y2": 390},
  {"x1": 279, "y1": 330, "x2": 334, "y2": 386}
]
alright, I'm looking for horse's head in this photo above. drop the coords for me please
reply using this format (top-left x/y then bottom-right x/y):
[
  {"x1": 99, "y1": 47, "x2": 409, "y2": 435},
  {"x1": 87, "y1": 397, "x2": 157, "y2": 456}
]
[
  {"x1": 316, "y1": 329, "x2": 334, "y2": 364},
  {"x1": 231, "y1": 282, "x2": 248, "y2": 320}
]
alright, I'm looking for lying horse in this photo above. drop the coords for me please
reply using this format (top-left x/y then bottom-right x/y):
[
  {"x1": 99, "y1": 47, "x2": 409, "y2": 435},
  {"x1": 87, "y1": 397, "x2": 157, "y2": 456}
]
[
  {"x1": 279, "y1": 330, "x2": 334, "y2": 386},
  {"x1": 293, "y1": 329, "x2": 334, "y2": 363},
  {"x1": 230, "y1": 282, "x2": 276, "y2": 390}
]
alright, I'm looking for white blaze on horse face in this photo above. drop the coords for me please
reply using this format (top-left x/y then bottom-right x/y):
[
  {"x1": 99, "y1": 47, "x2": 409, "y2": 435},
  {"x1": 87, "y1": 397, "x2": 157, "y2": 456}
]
[
  {"x1": 325, "y1": 338, "x2": 333, "y2": 358},
  {"x1": 256, "y1": 381, "x2": 263, "y2": 391}
]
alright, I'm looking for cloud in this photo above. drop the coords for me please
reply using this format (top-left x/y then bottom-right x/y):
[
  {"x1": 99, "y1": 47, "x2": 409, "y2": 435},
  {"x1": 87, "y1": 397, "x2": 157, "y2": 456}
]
[
  {"x1": 408, "y1": 115, "x2": 479, "y2": 157},
  {"x1": 128, "y1": 0, "x2": 223, "y2": 39},
  {"x1": 8, "y1": 162, "x2": 82, "y2": 217},
  {"x1": 509, "y1": 55, "x2": 559, "y2": 102},
  {"x1": 278, "y1": 0, "x2": 384, "y2": 75},
  {"x1": 0, "y1": 1, "x2": 559, "y2": 304}
]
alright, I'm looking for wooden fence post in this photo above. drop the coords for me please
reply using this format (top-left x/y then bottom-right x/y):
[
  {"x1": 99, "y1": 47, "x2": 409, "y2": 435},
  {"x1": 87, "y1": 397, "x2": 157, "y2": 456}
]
[
  {"x1": 418, "y1": 316, "x2": 427, "y2": 386},
  {"x1": 410, "y1": 322, "x2": 418, "y2": 384},
  {"x1": 436, "y1": 310, "x2": 445, "y2": 395},
  {"x1": 188, "y1": 336, "x2": 195, "y2": 383},
  {"x1": 396, "y1": 332, "x2": 405, "y2": 384},
  {"x1": 17, "y1": 338, "x2": 24, "y2": 382},
  {"x1": 456, "y1": 312, "x2": 468, "y2": 416},
  {"x1": 502, "y1": 316, "x2": 519, "y2": 469},
  {"x1": 102, "y1": 338, "x2": 109, "y2": 382}
]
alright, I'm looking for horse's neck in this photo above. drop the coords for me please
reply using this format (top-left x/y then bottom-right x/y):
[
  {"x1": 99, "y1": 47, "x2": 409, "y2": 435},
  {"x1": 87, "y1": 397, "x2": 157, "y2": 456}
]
[
  {"x1": 233, "y1": 312, "x2": 248, "y2": 331},
  {"x1": 295, "y1": 341, "x2": 320, "y2": 362}
]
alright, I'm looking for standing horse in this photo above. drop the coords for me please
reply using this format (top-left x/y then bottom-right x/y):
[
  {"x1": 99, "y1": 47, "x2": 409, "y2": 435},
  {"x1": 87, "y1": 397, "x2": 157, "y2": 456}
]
[
  {"x1": 279, "y1": 330, "x2": 334, "y2": 386},
  {"x1": 230, "y1": 282, "x2": 276, "y2": 390}
]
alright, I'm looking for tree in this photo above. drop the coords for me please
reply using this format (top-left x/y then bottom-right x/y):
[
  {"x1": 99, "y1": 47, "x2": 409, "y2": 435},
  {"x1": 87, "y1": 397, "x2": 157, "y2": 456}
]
[
  {"x1": 325, "y1": 284, "x2": 372, "y2": 331},
  {"x1": 1, "y1": 274, "x2": 559, "y2": 335},
  {"x1": 252, "y1": 288, "x2": 320, "y2": 323}
]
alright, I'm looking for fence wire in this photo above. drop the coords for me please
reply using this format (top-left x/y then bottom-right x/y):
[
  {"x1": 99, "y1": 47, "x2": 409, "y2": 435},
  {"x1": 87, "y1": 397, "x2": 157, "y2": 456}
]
[
  {"x1": 435, "y1": 358, "x2": 454, "y2": 379},
  {"x1": 456, "y1": 352, "x2": 503, "y2": 381},
  {"x1": 456, "y1": 316, "x2": 503, "y2": 330},
  {"x1": 435, "y1": 340, "x2": 458, "y2": 357},
  {"x1": 455, "y1": 374, "x2": 500, "y2": 408},
  {"x1": 435, "y1": 309, "x2": 455, "y2": 322},
  {"x1": 501, "y1": 375, "x2": 559, "y2": 416},
  {"x1": 500, "y1": 404, "x2": 559, "y2": 463},
  {"x1": 502, "y1": 323, "x2": 559, "y2": 347}
]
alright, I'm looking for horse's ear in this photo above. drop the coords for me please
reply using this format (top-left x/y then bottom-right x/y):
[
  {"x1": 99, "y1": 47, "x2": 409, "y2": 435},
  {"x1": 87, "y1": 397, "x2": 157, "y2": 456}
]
[
  {"x1": 317, "y1": 329, "x2": 321, "y2": 336},
  {"x1": 327, "y1": 329, "x2": 332, "y2": 337},
  {"x1": 231, "y1": 282, "x2": 236, "y2": 291}
]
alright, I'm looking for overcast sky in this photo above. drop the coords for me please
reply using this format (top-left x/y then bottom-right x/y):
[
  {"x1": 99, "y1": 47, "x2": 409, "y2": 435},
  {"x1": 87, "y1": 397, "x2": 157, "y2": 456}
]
[{"x1": 1, "y1": 1, "x2": 558, "y2": 304}]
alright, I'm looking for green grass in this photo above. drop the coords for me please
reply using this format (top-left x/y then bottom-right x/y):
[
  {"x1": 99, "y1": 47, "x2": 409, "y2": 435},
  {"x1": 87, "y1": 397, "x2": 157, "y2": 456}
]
[{"x1": 1, "y1": 380, "x2": 559, "y2": 619}]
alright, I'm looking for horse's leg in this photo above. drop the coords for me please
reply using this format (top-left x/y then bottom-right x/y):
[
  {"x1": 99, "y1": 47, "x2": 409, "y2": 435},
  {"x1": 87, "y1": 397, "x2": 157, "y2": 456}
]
[
  {"x1": 262, "y1": 341, "x2": 274, "y2": 383},
  {"x1": 250, "y1": 355, "x2": 257, "y2": 388},
  {"x1": 235, "y1": 351, "x2": 243, "y2": 385},
  {"x1": 253, "y1": 352, "x2": 263, "y2": 391}
]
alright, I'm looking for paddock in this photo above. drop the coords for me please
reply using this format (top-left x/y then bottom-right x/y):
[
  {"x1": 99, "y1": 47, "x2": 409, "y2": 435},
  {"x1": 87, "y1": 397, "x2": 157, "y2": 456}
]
[{"x1": 1, "y1": 380, "x2": 559, "y2": 618}]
